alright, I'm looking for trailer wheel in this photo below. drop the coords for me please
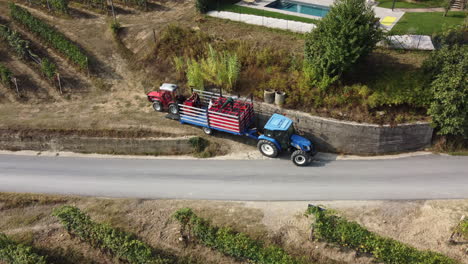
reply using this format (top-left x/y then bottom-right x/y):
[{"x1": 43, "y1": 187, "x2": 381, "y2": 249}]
[
  {"x1": 153, "y1": 101, "x2": 163, "y2": 112},
  {"x1": 257, "y1": 140, "x2": 279, "y2": 158},
  {"x1": 291, "y1": 150, "x2": 311, "y2": 167},
  {"x1": 169, "y1": 104, "x2": 179, "y2": 115},
  {"x1": 202, "y1": 127, "x2": 213, "y2": 135}
]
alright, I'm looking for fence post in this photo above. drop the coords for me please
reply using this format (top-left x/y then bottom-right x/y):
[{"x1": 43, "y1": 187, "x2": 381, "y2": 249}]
[
  {"x1": 13, "y1": 77, "x2": 19, "y2": 96},
  {"x1": 153, "y1": 29, "x2": 157, "y2": 44},
  {"x1": 57, "y1": 73, "x2": 63, "y2": 94},
  {"x1": 46, "y1": 0, "x2": 51, "y2": 11}
]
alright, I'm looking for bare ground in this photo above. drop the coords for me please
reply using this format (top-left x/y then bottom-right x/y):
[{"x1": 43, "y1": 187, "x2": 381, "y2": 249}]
[{"x1": 0, "y1": 193, "x2": 467, "y2": 264}]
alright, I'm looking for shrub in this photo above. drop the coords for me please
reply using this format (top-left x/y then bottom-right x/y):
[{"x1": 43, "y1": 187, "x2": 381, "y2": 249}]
[
  {"x1": 0, "y1": 24, "x2": 31, "y2": 60},
  {"x1": 189, "y1": 137, "x2": 209, "y2": 153},
  {"x1": 457, "y1": 218, "x2": 468, "y2": 240},
  {"x1": 0, "y1": 233, "x2": 47, "y2": 264},
  {"x1": 41, "y1": 58, "x2": 57, "y2": 79},
  {"x1": 110, "y1": 20, "x2": 121, "y2": 35},
  {"x1": 304, "y1": 0, "x2": 383, "y2": 90},
  {"x1": 306, "y1": 205, "x2": 458, "y2": 264},
  {"x1": 195, "y1": 0, "x2": 211, "y2": 13},
  {"x1": 52, "y1": 205, "x2": 172, "y2": 264},
  {"x1": 49, "y1": 0, "x2": 70, "y2": 14},
  {"x1": 424, "y1": 45, "x2": 468, "y2": 137},
  {"x1": 10, "y1": 3, "x2": 88, "y2": 69},
  {"x1": 0, "y1": 63, "x2": 12, "y2": 88},
  {"x1": 173, "y1": 208, "x2": 304, "y2": 264},
  {"x1": 432, "y1": 25, "x2": 467, "y2": 49}
]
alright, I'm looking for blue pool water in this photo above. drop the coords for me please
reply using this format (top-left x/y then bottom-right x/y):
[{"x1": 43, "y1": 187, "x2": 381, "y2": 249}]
[{"x1": 266, "y1": 0, "x2": 329, "y2": 18}]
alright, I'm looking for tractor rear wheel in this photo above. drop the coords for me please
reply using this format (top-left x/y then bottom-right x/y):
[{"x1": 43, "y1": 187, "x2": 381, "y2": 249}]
[
  {"x1": 169, "y1": 104, "x2": 179, "y2": 115},
  {"x1": 291, "y1": 150, "x2": 311, "y2": 167},
  {"x1": 153, "y1": 101, "x2": 163, "y2": 112},
  {"x1": 257, "y1": 140, "x2": 279, "y2": 158}
]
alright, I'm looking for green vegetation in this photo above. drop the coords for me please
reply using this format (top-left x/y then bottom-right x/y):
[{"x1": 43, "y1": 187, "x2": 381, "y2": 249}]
[
  {"x1": 27, "y1": 0, "x2": 70, "y2": 14},
  {"x1": 173, "y1": 208, "x2": 305, "y2": 264},
  {"x1": 53, "y1": 205, "x2": 172, "y2": 264},
  {"x1": 41, "y1": 58, "x2": 57, "y2": 79},
  {"x1": 0, "y1": 63, "x2": 13, "y2": 88},
  {"x1": 151, "y1": 24, "x2": 429, "y2": 124},
  {"x1": 304, "y1": 0, "x2": 383, "y2": 89},
  {"x1": 10, "y1": 3, "x2": 88, "y2": 69},
  {"x1": 425, "y1": 45, "x2": 467, "y2": 137},
  {"x1": 306, "y1": 205, "x2": 458, "y2": 264},
  {"x1": 184, "y1": 45, "x2": 240, "y2": 92},
  {"x1": 0, "y1": 24, "x2": 31, "y2": 60},
  {"x1": 378, "y1": 0, "x2": 445, "y2": 8},
  {"x1": 457, "y1": 218, "x2": 468, "y2": 239},
  {"x1": 0, "y1": 24, "x2": 59, "y2": 82},
  {"x1": 0, "y1": 233, "x2": 48, "y2": 264},
  {"x1": 390, "y1": 11, "x2": 467, "y2": 35}
]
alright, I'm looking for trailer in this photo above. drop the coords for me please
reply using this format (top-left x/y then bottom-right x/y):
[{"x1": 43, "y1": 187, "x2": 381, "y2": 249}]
[
  {"x1": 178, "y1": 89, "x2": 258, "y2": 138},
  {"x1": 175, "y1": 89, "x2": 317, "y2": 166}
]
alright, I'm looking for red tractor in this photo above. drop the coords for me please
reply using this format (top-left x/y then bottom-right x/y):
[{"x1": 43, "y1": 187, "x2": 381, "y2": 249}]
[{"x1": 147, "y1": 83, "x2": 186, "y2": 115}]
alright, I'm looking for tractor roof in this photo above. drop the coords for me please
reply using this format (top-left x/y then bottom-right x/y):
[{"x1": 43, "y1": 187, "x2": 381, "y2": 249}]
[
  {"x1": 160, "y1": 83, "x2": 178, "y2": 92},
  {"x1": 264, "y1": 113, "x2": 293, "y2": 131}
]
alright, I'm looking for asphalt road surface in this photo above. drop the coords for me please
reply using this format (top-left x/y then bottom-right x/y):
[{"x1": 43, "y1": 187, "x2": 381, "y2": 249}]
[{"x1": 1, "y1": 154, "x2": 467, "y2": 200}]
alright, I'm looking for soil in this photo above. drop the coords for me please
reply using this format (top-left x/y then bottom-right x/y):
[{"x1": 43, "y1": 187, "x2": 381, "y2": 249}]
[{"x1": 0, "y1": 193, "x2": 467, "y2": 263}]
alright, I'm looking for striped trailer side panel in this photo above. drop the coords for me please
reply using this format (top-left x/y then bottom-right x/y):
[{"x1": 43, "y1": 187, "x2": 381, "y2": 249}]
[{"x1": 178, "y1": 104, "x2": 209, "y2": 127}]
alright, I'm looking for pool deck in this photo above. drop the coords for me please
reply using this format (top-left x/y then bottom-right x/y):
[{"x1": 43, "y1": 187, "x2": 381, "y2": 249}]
[{"x1": 236, "y1": 0, "x2": 405, "y2": 30}]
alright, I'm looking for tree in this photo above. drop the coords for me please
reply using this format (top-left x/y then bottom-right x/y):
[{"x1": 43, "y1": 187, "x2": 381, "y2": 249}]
[
  {"x1": 304, "y1": 0, "x2": 383, "y2": 90},
  {"x1": 443, "y1": 0, "x2": 453, "y2": 17},
  {"x1": 424, "y1": 45, "x2": 468, "y2": 137}
]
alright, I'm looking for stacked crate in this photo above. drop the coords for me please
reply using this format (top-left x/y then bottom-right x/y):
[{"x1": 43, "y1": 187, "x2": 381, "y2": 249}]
[{"x1": 208, "y1": 97, "x2": 254, "y2": 134}]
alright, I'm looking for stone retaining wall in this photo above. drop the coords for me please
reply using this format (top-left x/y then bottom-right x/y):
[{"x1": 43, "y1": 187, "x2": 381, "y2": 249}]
[
  {"x1": 0, "y1": 129, "x2": 194, "y2": 156},
  {"x1": 254, "y1": 102, "x2": 433, "y2": 155}
]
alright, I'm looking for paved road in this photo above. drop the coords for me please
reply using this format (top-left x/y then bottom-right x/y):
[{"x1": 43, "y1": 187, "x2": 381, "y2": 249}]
[{"x1": 1, "y1": 154, "x2": 467, "y2": 200}]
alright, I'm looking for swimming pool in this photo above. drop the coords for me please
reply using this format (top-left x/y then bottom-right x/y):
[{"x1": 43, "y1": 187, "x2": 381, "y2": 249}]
[{"x1": 266, "y1": 0, "x2": 330, "y2": 18}]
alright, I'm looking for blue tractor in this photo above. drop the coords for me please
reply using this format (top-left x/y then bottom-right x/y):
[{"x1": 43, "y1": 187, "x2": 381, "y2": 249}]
[{"x1": 257, "y1": 114, "x2": 316, "y2": 166}]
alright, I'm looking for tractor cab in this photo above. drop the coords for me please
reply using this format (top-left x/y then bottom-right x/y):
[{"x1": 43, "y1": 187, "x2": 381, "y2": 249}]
[
  {"x1": 147, "y1": 83, "x2": 185, "y2": 115},
  {"x1": 258, "y1": 114, "x2": 316, "y2": 166}
]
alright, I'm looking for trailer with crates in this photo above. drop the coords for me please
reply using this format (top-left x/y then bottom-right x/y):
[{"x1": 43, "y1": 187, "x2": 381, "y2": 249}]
[{"x1": 175, "y1": 89, "x2": 317, "y2": 166}]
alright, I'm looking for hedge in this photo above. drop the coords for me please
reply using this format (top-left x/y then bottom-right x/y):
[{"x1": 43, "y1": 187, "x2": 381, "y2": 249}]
[
  {"x1": 306, "y1": 205, "x2": 458, "y2": 264},
  {"x1": 10, "y1": 3, "x2": 88, "y2": 69},
  {"x1": 173, "y1": 208, "x2": 305, "y2": 264},
  {"x1": 0, "y1": 233, "x2": 47, "y2": 264},
  {"x1": 52, "y1": 205, "x2": 172, "y2": 264}
]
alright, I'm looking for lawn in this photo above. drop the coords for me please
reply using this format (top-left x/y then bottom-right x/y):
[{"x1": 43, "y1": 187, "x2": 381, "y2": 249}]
[
  {"x1": 390, "y1": 11, "x2": 467, "y2": 35},
  {"x1": 378, "y1": 0, "x2": 445, "y2": 8},
  {"x1": 214, "y1": 3, "x2": 318, "y2": 24}
]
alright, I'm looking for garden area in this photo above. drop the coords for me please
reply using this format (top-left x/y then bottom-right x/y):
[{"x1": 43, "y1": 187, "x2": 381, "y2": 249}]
[
  {"x1": 377, "y1": 0, "x2": 446, "y2": 8},
  {"x1": 390, "y1": 11, "x2": 467, "y2": 35}
]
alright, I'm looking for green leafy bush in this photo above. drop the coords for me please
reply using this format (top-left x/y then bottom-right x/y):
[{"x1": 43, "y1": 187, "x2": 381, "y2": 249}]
[
  {"x1": 306, "y1": 205, "x2": 458, "y2": 264},
  {"x1": 457, "y1": 218, "x2": 468, "y2": 239},
  {"x1": 0, "y1": 63, "x2": 13, "y2": 88},
  {"x1": 0, "y1": 24, "x2": 31, "y2": 59},
  {"x1": 41, "y1": 58, "x2": 57, "y2": 79},
  {"x1": 10, "y1": 3, "x2": 88, "y2": 69},
  {"x1": 0, "y1": 233, "x2": 47, "y2": 264},
  {"x1": 195, "y1": 0, "x2": 211, "y2": 13},
  {"x1": 189, "y1": 137, "x2": 209, "y2": 153},
  {"x1": 304, "y1": 0, "x2": 383, "y2": 89},
  {"x1": 49, "y1": 0, "x2": 70, "y2": 14},
  {"x1": 52, "y1": 205, "x2": 172, "y2": 264},
  {"x1": 173, "y1": 208, "x2": 304, "y2": 264},
  {"x1": 424, "y1": 45, "x2": 468, "y2": 137}
]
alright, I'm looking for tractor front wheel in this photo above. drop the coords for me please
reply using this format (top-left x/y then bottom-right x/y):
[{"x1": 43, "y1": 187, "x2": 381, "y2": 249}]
[
  {"x1": 169, "y1": 103, "x2": 179, "y2": 115},
  {"x1": 257, "y1": 140, "x2": 279, "y2": 158},
  {"x1": 202, "y1": 127, "x2": 213, "y2": 135},
  {"x1": 153, "y1": 101, "x2": 163, "y2": 112},
  {"x1": 291, "y1": 150, "x2": 311, "y2": 167}
]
